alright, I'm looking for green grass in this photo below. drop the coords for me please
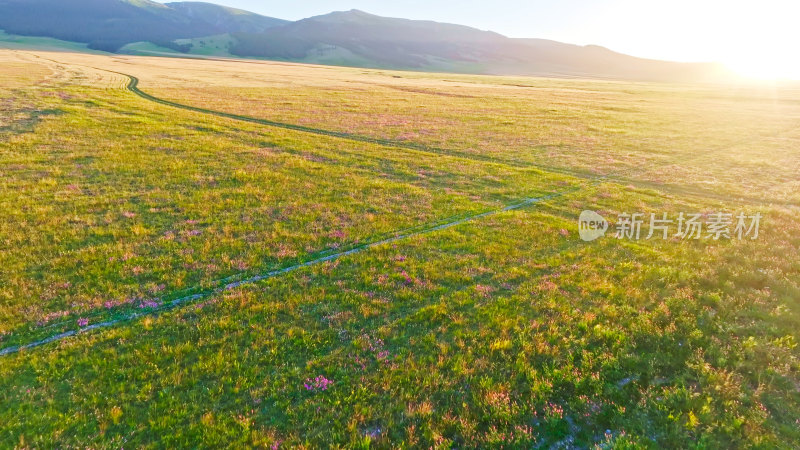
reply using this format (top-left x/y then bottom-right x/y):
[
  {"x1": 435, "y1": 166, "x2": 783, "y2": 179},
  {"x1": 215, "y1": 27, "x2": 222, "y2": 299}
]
[
  {"x1": 143, "y1": 73, "x2": 800, "y2": 205},
  {"x1": 0, "y1": 51, "x2": 798, "y2": 448},
  {"x1": 0, "y1": 31, "x2": 107, "y2": 54},
  {"x1": 1, "y1": 83, "x2": 578, "y2": 337},
  {"x1": 118, "y1": 41, "x2": 184, "y2": 57}
]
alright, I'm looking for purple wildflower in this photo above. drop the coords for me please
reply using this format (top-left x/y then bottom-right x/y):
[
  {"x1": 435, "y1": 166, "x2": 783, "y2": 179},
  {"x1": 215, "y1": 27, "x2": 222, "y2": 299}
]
[
  {"x1": 77, "y1": 318, "x2": 89, "y2": 327},
  {"x1": 304, "y1": 375, "x2": 334, "y2": 392}
]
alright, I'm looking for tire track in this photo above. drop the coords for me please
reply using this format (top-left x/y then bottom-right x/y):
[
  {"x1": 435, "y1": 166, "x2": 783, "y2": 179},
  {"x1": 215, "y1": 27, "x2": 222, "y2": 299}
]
[
  {"x1": 26, "y1": 53, "x2": 800, "y2": 207},
  {"x1": 122, "y1": 74, "x2": 597, "y2": 178},
  {"x1": 117, "y1": 71, "x2": 800, "y2": 208},
  {"x1": 3, "y1": 56, "x2": 796, "y2": 355},
  {"x1": 0, "y1": 188, "x2": 583, "y2": 356}
]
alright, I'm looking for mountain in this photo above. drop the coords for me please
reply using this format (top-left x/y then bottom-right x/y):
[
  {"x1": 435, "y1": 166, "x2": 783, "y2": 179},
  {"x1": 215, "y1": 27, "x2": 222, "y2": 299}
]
[
  {"x1": 165, "y1": 2, "x2": 288, "y2": 33},
  {"x1": 0, "y1": 2, "x2": 729, "y2": 81},
  {"x1": 231, "y1": 10, "x2": 728, "y2": 82},
  {"x1": 494, "y1": 39, "x2": 728, "y2": 81},
  {"x1": 232, "y1": 10, "x2": 510, "y2": 67},
  {"x1": 0, "y1": 0, "x2": 285, "y2": 51}
]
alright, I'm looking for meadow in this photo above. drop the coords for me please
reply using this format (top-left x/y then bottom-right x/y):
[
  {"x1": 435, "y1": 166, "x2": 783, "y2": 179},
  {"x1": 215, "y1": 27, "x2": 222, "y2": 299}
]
[{"x1": 0, "y1": 49, "x2": 798, "y2": 448}]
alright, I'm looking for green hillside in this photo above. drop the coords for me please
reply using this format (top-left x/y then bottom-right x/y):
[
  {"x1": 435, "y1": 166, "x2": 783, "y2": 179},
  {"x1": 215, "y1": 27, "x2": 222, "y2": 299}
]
[{"x1": 0, "y1": 31, "x2": 108, "y2": 53}]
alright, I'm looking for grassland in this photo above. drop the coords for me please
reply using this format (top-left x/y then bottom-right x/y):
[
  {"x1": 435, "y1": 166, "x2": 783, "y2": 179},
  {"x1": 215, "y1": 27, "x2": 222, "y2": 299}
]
[
  {"x1": 0, "y1": 31, "x2": 107, "y2": 55},
  {"x1": 0, "y1": 49, "x2": 799, "y2": 447}
]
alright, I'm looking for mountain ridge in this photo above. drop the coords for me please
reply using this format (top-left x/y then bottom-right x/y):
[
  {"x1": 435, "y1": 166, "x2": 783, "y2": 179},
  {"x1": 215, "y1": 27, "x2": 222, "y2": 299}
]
[
  {"x1": 0, "y1": 0, "x2": 285, "y2": 51},
  {"x1": 0, "y1": 1, "x2": 731, "y2": 81},
  {"x1": 165, "y1": 2, "x2": 289, "y2": 33}
]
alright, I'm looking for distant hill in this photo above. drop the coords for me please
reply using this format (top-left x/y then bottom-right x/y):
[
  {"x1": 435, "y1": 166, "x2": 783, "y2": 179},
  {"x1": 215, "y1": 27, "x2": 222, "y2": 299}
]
[
  {"x1": 231, "y1": 10, "x2": 729, "y2": 82},
  {"x1": 0, "y1": 2, "x2": 730, "y2": 81},
  {"x1": 231, "y1": 9, "x2": 508, "y2": 66},
  {"x1": 495, "y1": 39, "x2": 728, "y2": 82},
  {"x1": 0, "y1": 0, "x2": 285, "y2": 51}
]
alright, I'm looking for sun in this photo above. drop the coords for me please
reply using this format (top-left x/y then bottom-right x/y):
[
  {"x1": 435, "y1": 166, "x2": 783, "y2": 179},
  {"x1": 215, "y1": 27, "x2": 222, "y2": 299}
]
[
  {"x1": 726, "y1": 50, "x2": 800, "y2": 81},
  {"x1": 715, "y1": 1, "x2": 800, "y2": 81}
]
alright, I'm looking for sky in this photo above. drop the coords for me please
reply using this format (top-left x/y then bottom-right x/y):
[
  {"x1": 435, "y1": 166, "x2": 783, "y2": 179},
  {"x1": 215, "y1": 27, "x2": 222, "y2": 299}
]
[{"x1": 157, "y1": 0, "x2": 800, "y2": 78}]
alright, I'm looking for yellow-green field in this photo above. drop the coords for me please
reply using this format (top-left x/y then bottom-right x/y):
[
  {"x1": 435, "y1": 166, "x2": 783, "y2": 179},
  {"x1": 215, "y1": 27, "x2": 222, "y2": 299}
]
[{"x1": 1, "y1": 50, "x2": 798, "y2": 447}]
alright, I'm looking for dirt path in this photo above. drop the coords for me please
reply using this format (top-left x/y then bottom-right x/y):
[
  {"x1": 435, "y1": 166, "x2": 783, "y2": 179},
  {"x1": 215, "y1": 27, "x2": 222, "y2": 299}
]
[
  {"x1": 2, "y1": 53, "x2": 796, "y2": 356},
  {"x1": 119, "y1": 69, "x2": 800, "y2": 207}
]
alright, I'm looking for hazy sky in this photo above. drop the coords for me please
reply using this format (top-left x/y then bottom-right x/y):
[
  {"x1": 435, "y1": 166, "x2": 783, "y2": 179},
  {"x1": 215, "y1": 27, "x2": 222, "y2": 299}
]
[{"x1": 157, "y1": 0, "x2": 799, "y2": 76}]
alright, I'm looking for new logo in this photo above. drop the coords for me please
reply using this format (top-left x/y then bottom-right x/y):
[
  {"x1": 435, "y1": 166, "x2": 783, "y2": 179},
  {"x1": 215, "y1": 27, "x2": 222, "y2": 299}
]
[{"x1": 579, "y1": 210, "x2": 608, "y2": 242}]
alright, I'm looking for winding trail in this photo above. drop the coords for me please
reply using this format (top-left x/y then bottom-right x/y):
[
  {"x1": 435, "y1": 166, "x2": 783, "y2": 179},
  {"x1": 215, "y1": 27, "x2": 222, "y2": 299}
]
[
  {"x1": 2, "y1": 55, "x2": 796, "y2": 356},
  {"x1": 123, "y1": 74, "x2": 595, "y2": 178},
  {"x1": 2, "y1": 56, "x2": 598, "y2": 357},
  {"x1": 120, "y1": 71, "x2": 800, "y2": 208},
  {"x1": 26, "y1": 53, "x2": 800, "y2": 206}
]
